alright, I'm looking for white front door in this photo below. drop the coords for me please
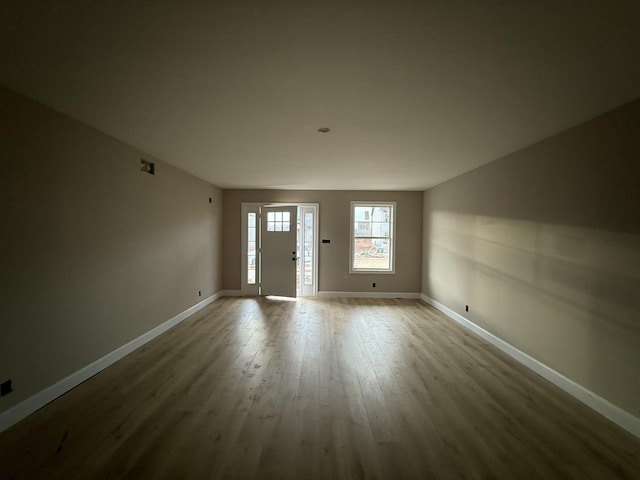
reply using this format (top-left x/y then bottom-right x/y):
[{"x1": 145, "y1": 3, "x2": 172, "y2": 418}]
[{"x1": 260, "y1": 205, "x2": 297, "y2": 297}]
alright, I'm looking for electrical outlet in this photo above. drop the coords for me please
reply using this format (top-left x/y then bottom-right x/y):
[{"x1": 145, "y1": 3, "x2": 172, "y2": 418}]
[
  {"x1": 1, "y1": 379, "x2": 13, "y2": 397},
  {"x1": 465, "y1": 305, "x2": 469, "y2": 312},
  {"x1": 372, "y1": 283, "x2": 376, "y2": 288},
  {"x1": 198, "y1": 290, "x2": 202, "y2": 297}
]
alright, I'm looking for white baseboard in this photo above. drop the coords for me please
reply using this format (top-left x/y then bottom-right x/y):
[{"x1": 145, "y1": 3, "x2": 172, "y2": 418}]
[
  {"x1": 221, "y1": 291, "x2": 421, "y2": 299},
  {"x1": 319, "y1": 291, "x2": 421, "y2": 299},
  {"x1": 0, "y1": 291, "x2": 223, "y2": 433},
  {"x1": 421, "y1": 294, "x2": 640, "y2": 439}
]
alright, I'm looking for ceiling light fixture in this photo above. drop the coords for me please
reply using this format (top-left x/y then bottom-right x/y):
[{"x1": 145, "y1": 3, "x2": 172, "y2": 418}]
[{"x1": 318, "y1": 127, "x2": 330, "y2": 133}]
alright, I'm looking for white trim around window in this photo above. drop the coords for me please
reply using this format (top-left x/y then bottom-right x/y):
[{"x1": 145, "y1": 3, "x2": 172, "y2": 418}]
[{"x1": 349, "y1": 201, "x2": 396, "y2": 274}]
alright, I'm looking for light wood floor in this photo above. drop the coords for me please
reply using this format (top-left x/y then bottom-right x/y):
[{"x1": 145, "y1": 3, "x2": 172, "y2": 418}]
[{"x1": 0, "y1": 297, "x2": 638, "y2": 479}]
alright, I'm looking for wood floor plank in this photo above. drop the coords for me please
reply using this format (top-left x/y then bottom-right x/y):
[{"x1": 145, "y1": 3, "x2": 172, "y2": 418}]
[{"x1": 1, "y1": 297, "x2": 639, "y2": 479}]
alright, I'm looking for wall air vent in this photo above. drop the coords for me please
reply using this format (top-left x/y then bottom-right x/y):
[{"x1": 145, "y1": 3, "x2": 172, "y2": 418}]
[{"x1": 140, "y1": 159, "x2": 155, "y2": 175}]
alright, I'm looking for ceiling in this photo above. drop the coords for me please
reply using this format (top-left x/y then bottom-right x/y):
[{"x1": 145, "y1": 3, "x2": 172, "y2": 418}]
[{"x1": 2, "y1": 1, "x2": 640, "y2": 191}]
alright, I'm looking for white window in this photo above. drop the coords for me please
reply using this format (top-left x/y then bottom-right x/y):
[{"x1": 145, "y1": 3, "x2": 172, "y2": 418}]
[
  {"x1": 350, "y1": 202, "x2": 396, "y2": 273},
  {"x1": 266, "y1": 211, "x2": 291, "y2": 232},
  {"x1": 247, "y1": 212, "x2": 257, "y2": 284}
]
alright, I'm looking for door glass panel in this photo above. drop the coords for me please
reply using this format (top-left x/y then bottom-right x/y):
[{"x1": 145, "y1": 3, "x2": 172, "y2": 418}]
[
  {"x1": 266, "y1": 210, "x2": 291, "y2": 232},
  {"x1": 247, "y1": 212, "x2": 257, "y2": 284},
  {"x1": 304, "y1": 212, "x2": 313, "y2": 286}
]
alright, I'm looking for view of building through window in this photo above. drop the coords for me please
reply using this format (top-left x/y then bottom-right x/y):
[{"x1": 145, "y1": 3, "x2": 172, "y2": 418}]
[
  {"x1": 247, "y1": 212, "x2": 257, "y2": 284},
  {"x1": 351, "y1": 202, "x2": 395, "y2": 272}
]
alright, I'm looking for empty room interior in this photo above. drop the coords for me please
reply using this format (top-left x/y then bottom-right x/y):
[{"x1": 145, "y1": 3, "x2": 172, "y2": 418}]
[{"x1": 1, "y1": 1, "x2": 639, "y2": 478}]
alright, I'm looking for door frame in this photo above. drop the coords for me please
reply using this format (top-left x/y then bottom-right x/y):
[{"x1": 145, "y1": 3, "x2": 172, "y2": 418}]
[{"x1": 241, "y1": 202, "x2": 319, "y2": 297}]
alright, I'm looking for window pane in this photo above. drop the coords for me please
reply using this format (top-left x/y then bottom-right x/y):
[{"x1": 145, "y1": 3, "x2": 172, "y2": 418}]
[
  {"x1": 304, "y1": 254, "x2": 312, "y2": 285},
  {"x1": 267, "y1": 222, "x2": 275, "y2": 232},
  {"x1": 267, "y1": 212, "x2": 275, "y2": 222},
  {"x1": 303, "y1": 212, "x2": 313, "y2": 286},
  {"x1": 275, "y1": 211, "x2": 283, "y2": 222},
  {"x1": 354, "y1": 221, "x2": 371, "y2": 237},
  {"x1": 354, "y1": 207, "x2": 369, "y2": 222},
  {"x1": 283, "y1": 221, "x2": 290, "y2": 231},
  {"x1": 353, "y1": 239, "x2": 390, "y2": 270},
  {"x1": 283, "y1": 211, "x2": 290, "y2": 222},
  {"x1": 354, "y1": 238, "x2": 371, "y2": 257},
  {"x1": 371, "y1": 222, "x2": 389, "y2": 237},
  {"x1": 247, "y1": 213, "x2": 257, "y2": 284},
  {"x1": 373, "y1": 207, "x2": 389, "y2": 221}
]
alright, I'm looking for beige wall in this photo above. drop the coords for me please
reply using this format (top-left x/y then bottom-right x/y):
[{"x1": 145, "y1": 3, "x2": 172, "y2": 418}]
[
  {"x1": 422, "y1": 99, "x2": 640, "y2": 417},
  {"x1": 0, "y1": 86, "x2": 223, "y2": 415},
  {"x1": 223, "y1": 190, "x2": 423, "y2": 293}
]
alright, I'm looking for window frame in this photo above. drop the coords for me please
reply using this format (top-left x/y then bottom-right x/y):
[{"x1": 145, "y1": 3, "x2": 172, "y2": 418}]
[{"x1": 349, "y1": 201, "x2": 396, "y2": 274}]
